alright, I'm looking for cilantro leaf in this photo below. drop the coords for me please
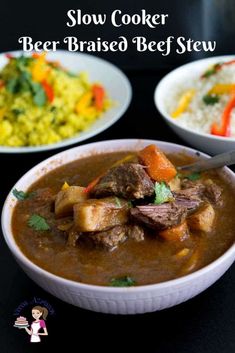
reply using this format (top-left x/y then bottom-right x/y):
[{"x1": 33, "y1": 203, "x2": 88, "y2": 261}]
[
  {"x1": 154, "y1": 182, "x2": 174, "y2": 205},
  {"x1": 66, "y1": 71, "x2": 77, "y2": 78},
  {"x1": 28, "y1": 214, "x2": 50, "y2": 231},
  {"x1": 110, "y1": 276, "x2": 135, "y2": 287},
  {"x1": 15, "y1": 55, "x2": 33, "y2": 70},
  {"x1": 128, "y1": 201, "x2": 133, "y2": 208},
  {"x1": 11, "y1": 108, "x2": 25, "y2": 116},
  {"x1": 185, "y1": 172, "x2": 201, "y2": 181},
  {"x1": 203, "y1": 94, "x2": 219, "y2": 105},
  {"x1": 13, "y1": 188, "x2": 32, "y2": 201},
  {"x1": 6, "y1": 57, "x2": 47, "y2": 107},
  {"x1": 202, "y1": 63, "x2": 221, "y2": 78},
  {"x1": 31, "y1": 82, "x2": 46, "y2": 107},
  {"x1": 203, "y1": 68, "x2": 217, "y2": 78},
  {"x1": 6, "y1": 78, "x2": 19, "y2": 93},
  {"x1": 115, "y1": 197, "x2": 122, "y2": 208}
]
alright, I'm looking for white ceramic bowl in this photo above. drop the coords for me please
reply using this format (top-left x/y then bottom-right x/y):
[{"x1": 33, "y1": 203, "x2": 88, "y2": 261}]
[
  {"x1": 154, "y1": 55, "x2": 235, "y2": 155},
  {"x1": 2, "y1": 139, "x2": 235, "y2": 314},
  {"x1": 0, "y1": 50, "x2": 132, "y2": 153}
]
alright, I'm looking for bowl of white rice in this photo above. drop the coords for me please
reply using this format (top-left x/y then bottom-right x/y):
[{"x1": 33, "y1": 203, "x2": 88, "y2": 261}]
[{"x1": 154, "y1": 56, "x2": 235, "y2": 154}]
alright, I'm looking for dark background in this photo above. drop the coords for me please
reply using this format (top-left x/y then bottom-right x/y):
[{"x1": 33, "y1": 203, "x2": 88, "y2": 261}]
[
  {"x1": 1, "y1": 1, "x2": 235, "y2": 352},
  {"x1": 1, "y1": 0, "x2": 235, "y2": 70}
]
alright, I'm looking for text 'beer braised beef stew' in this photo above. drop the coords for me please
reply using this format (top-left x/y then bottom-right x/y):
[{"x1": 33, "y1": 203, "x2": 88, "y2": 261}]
[{"x1": 12, "y1": 145, "x2": 235, "y2": 286}]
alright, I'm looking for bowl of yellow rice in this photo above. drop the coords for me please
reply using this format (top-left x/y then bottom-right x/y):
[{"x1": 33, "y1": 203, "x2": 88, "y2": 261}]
[{"x1": 0, "y1": 50, "x2": 131, "y2": 153}]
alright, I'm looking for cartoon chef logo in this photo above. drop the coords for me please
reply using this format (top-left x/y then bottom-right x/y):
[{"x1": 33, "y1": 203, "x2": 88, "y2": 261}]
[{"x1": 14, "y1": 305, "x2": 48, "y2": 343}]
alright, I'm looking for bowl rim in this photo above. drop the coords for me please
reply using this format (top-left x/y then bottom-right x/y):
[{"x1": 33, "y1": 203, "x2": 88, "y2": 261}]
[
  {"x1": 154, "y1": 55, "x2": 235, "y2": 142},
  {"x1": 2, "y1": 138, "x2": 235, "y2": 293},
  {"x1": 0, "y1": 50, "x2": 132, "y2": 153}
]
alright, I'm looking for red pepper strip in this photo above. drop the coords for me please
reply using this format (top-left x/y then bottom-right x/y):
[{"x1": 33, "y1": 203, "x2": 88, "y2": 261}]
[
  {"x1": 202, "y1": 59, "x2": 235, "y2": 79},
  {"x1": 32, "y1": 53, "x2": 41, "y2": 59},
  {"x1": 5, "y1": 53, "x2": 14, "y2": 59},
  {"x1": 219, "y1": 59, "x2": 235, "y2": 70},
  {"x1": 84, "y1": 176, "x2": 102, "y2": 194},
  {"x1": 211, "y1": 93, "x2": 235, "y2": 137},
  {"x1": 0, "y1": 80, "x2": 5, "y2": 89},
  {"x1": 92, "y1": 84, "x2": 105, "y2": 110},
  {"x1": 41, "y1": 80, "x2": 54, "y2": 103}
]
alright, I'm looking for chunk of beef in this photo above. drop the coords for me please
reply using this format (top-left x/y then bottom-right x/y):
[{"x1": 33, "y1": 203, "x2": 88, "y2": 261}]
[
  {"x1": 33, "y1": 187, "x2": 55, "y2": 203},
  {"x1": 73, "y1": 197, "x2": 129, "y2": 232},
  {"x1": 181, "y1": 178, "x2": 223, "y2": 206},
  {"x1": 67, "y1": 229, "x2": 80, "y2": 247},
  {"x1": 204, "y1": 182, "x2": 223, "y2": 205},
  {"x1": 89, "y1": 224, "x2": 144, "y2": 250},
  {"x1": 127, "y1": 224, "x2": 145, "y2": 241},
  {"x1": 91, "y1": 163, "x2": 154, "y2": 200},
  {"x1": 181, "y1": 179, "x2": 201, "y2": 190},
  {"x1": 179, "y1": 182, "x2": 206, "y2": 198},
  {"x1": 24, "y1": 188, "x2": 55, "y2": 217},
  {"x1": 174, "y1": 192, "x2": 202, "y2": 213},
  {"x1": 130, "y1": 203, "x2": 187, "y2": 230},
  {"x1": 89, "y1": 225, "x2": 127, "y2": 250}
]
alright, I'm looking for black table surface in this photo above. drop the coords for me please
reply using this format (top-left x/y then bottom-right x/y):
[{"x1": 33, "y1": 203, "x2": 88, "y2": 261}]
[{"x1": 1, "y1": 69, "x2": 235, "y2": 353}]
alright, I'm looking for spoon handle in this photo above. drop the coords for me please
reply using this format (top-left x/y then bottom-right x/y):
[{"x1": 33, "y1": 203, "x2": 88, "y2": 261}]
[{"x1": 178, "y1": 150, "x2": 235, "y2": 173}]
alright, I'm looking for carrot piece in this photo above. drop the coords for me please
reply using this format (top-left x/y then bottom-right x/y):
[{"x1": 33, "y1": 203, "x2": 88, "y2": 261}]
[
  {"x1": 159, "y1": 221, "x2": 189, "y2": 242},
  {"x1": 138, "y1": 144, "x2": 177, "y2": 182}
]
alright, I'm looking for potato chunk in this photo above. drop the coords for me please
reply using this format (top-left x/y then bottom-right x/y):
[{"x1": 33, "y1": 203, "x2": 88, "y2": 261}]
[
  {"x1": 187, "y1": 203, "x2": 215, "y2": 232},
  {"x1": 168, "y1": 175, "x2": 181, "y2": 192},
  {"x1": 73, "y1": 197, "x2": 129, "y2": 232},
  {"x1": 55, "y1": 186, "x2": 87, "y2": 217},
  {"x1": 159, "y1": 221, "x2": 189, "y2": 241}
]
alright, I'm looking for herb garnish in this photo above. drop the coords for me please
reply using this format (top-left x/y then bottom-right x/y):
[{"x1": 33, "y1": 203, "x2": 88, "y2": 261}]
[
  {"x1": 15, "y1": 55, "x2": 33, "y2": 70},
  {"x1": 154, "y1": 182, "x2": 174, "y2": 205},
  {"x1": 6, "y1": 56, "x2": 47, "y2": 107},
  {"x1": 202, "y1": 63, "x2": 221, "y2": 78},
  {"x1": 31, "y1": 82, "x2": 46, "y2": 107},
  {"x1": 110, "y1": 276, "x2": 135, "y2": 287},
  {"x1": 13, "y1": 188, "x2": 34, "y2": 201},
  {"x1": 11, "y1": 108, "x2": 25, "y2": 116},
  {"x1": 115, "y1": 197, "x2": 122, "y2": 208},
  {"x1": 185, "y1": 172, "x2": 201, "y2": 181},
  {"x1": 28, "y1": 214, "x2": 50, "y2": 231},
  {"x1": 66, "y1": 71, "x2": 77, "y2": 78},
  {"x1": 203, "y1": 94, "x2": 219, "y2": 105},
  {"x1": 6, "y1": 78, "x2": 19, "y2": 94},
  {"x1": 128, "y1": 201, "x2": 133, "y2": 208}
]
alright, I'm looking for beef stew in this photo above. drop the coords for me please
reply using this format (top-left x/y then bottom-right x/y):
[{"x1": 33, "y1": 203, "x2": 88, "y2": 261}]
[{"x1": 11, "y1": 145, "x2": 235, "y2": 286}]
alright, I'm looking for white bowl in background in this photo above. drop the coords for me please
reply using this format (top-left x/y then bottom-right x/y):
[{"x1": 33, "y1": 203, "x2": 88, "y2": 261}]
[
  {"x1": 2, "y1": 139, "x2": 235, "y2": 314},
  {"x1": 154, "y1": 56, "x2": 235, "y2": 155},
  {"x1": 0, "y1": 50, "x2": 132, "y2": 153}
]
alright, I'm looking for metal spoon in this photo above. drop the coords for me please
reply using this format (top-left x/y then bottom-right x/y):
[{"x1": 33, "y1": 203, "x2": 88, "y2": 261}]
[{"x1": 178, "y1": 150, "x2": 235, "y2": 173}]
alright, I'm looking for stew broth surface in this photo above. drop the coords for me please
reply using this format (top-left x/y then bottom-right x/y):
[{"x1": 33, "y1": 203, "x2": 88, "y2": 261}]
[{"x1": 12, "y1": 151, "x2": 235, "y2": 286}]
